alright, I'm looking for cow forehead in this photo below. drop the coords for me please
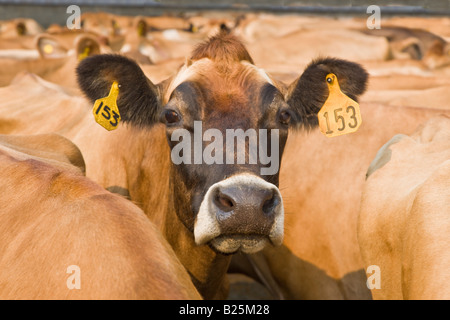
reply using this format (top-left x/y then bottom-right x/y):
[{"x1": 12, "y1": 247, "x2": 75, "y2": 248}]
[{"x1": 163, "y1": 58, "x2": 274, "y2": 104}]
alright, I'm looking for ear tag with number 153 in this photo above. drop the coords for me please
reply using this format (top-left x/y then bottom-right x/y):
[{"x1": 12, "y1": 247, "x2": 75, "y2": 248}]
[
  {"x1": 317, "y1": 73, "x2": 362, "y2": 138},
  {"x1": 78, "y1": 46, "x2": 90, "y2": 61},
  {"x1": 92, "y1": 81, "x2": 121, "y2": 131}
]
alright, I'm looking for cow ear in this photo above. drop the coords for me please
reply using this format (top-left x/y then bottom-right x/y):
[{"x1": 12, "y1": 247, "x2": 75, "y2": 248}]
[
  {"x1": 75, "y1": 34, "x2": 101, "y2": 61},
  {"x1": 76, "y1": 54, "x2": 161, "y2": 127},
  {"x1": 36, "y1": 34, "x2": 68, "y2": 59},
  {"x1": 285, "y1": 57, "x2": 368, "y2": 130},
  {"x1": 16, "y1": 21, "x2": 27, "y2": 35},
  {"x1": 134, "y1": 16, "x2": 148, "y2": 37}
]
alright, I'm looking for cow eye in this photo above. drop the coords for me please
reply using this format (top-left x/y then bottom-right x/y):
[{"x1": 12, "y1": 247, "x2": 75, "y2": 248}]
[
  {"x1": 278, "y1": 110, "x2": 291, "y2": 125},
  {"x1": 163, "y1": 109, "x2": 181, "y2": 124}
]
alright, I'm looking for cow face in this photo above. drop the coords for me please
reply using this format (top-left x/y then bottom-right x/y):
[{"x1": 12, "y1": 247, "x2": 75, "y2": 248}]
[
  {"x1": 161, "y1": 58, "x2": 289, "y2": 254},
  {"x1": 77, "y1": 33, "x2": 368, "y2": 254}
]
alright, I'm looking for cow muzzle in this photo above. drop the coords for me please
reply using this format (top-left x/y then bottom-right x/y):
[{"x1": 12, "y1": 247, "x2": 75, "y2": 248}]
[{"x1": 194, "y1": 173, "x2": 284, "y2": 254}]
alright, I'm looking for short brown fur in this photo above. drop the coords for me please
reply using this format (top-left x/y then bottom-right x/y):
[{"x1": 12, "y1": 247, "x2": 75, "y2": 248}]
[
  {"x1": 190, "y1": 31, "x2": 254, "y2": 64},
  {"x1": 0, "y1": 134, "x2": 200, "y2": 300}
]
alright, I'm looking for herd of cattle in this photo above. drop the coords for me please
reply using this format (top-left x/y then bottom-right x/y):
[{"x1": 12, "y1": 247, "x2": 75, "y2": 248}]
[{"x1": 0, "y1": 11, "x2": 448, "y2": 300}]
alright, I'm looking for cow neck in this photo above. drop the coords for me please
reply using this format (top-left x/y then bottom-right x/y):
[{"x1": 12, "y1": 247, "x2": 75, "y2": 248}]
[
  {"x1": 127, "y1": 125, "x2": 231, "y2": 299},
  {"x1": 125, "y1": 125, "x2": 172, "y2": 230},
  {"x1": 164, "y1": 167, "x2": 232, "y2": 299}
]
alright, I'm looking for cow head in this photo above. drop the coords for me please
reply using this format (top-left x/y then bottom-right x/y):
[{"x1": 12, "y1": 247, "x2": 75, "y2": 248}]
[{"x1": 77, "y1": 32, "x2": 368, "y2": 254}]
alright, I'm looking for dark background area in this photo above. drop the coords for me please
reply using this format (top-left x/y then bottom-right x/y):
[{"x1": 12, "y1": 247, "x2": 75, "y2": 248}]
[{"x1": 0, "y1": 0, "x2": 449, "y2": 28}]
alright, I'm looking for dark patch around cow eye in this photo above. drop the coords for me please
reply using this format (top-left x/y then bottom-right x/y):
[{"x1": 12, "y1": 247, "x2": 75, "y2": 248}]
[
  {"x1": 260, "y1": 83, "x2": 279, "y2": 107},
  {"x1": 170, "y1": 81, "x2": 202, "y2": 122},
  {"x1": 172, "y1": 81, "x2": 201, "y2": 107}
]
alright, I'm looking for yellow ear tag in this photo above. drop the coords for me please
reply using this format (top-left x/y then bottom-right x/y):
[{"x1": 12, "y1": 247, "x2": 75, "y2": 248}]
[
  {"x1": 137, "y1": 22, "x2": 146, "y2": 37},
  {"x1": 78, "y1": 46, "x2": 90, "y2": 61},
  {"x1": 43, "y1": 44, "x2": 54, "y2": 54},
  {"x1": 92, "y1": 81, "x2": 121, "y2": 131},
  {"x1": 317, "y1": 73, "x2": 362, "y2": 138}
]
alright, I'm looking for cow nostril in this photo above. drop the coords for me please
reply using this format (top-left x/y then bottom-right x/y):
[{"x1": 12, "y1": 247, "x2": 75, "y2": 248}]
[
  {"x1": 214, "y1": 192, "x2": 235, "y2": 212},
  {"x1": 262, "y1": 192, "x2": 279, "y2": 215}
]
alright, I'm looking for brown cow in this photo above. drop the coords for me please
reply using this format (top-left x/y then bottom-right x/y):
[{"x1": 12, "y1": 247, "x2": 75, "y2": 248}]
[
  {"x1": 362, "y1": 26, "x2": 450, "y2": 69},
  {"x1": 34, "y1": 33, "x2": 105, "y2": 89},
  {"x1": 73, "y1": 32, "x2": 368, "y2": 298},
  {"x1": 0, "y1": 31, "x2": 368, "y2": 299},
  {"x1": 118, "y1": 17, "x2": 153, "y2": 65},
  {"x1": 79, "y1": 12, "x2": 126, "y2": 52},
  {"x1": 0, "y1": 32, "x2": 104, "y2": 88},
  {"x1": 0, "y1": 133, "x2": 200, "y2": 299},
  {"x1": 121, "y1": 20, "x2": 202, "y2": 65},
  {"x1": 0, "y1": 18, "x2": 43, "y2": 38},
  {"x1": 232, "y1": 102, "x2": 450, "y2": 300},
  {"x1": 358, "y1": 115, "x2": 450, "y2": 300},
  {"x1": 247, "y1": 28, "x2": 389, "y2": 76}
]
